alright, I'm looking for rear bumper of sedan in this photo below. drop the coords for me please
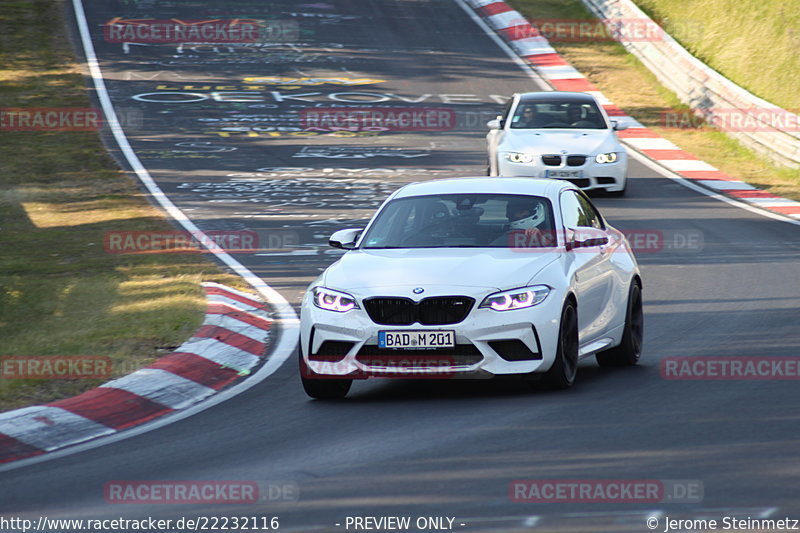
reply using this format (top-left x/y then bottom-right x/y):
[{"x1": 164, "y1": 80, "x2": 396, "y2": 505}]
[
  {"x1": 496, "y1": 155, "x2": 627, "y2": 192},
  {"x1": 300, "y1": 291, "x2": 564, "y2": 379}
]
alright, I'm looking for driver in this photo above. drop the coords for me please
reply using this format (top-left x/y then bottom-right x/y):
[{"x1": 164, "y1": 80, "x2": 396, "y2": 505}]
[
  {"x1": 516, "y1": 105, "x2": 544, "y2": 128},
  {"x1": 566, "y1": 104, "x2": 583, "y2": 125},
  {"x1": 493, "y1": 200, "x2": 553, "y2": 247}
]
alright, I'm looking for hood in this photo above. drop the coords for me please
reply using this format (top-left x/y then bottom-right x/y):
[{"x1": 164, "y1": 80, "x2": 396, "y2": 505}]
[
  {"x1": 499, "y1": 129, "x2": 616, "y2": 155},
  {"x1": 321, "y1": 248, "x2": 559, "y2": 293}
]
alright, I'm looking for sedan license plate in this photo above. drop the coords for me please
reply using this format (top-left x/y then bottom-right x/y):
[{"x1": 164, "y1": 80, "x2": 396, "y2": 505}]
[
  {"x1": 378, "y1": 330, "x2": 455, "y2": 349},
  {"x1": 546, "y1": 169, "x2": 583, "y2": 179}
]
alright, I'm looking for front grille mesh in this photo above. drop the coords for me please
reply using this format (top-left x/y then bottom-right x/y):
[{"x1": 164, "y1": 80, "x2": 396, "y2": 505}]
[{"x1": 364, "y1": 296, "x2": 474, "y2": 325}]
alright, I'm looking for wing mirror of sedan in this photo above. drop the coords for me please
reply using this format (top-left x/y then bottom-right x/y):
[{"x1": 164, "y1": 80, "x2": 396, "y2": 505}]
[
  {"x1": 611, "y1": 120, "x2": 629, "y2": 131},
  {"x1": 487, "y1": 117, "x2": 505, "y2": 130},
  {"x1": 565, "y1": 228, "x2": 610, "y2": 251},
  {"x1": 329, "y1": 228, "x2": 363, "y2": 250}
]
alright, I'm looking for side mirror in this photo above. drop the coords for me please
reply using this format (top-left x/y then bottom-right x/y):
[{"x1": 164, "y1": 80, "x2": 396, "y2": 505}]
[
  {"x1": 565, "y1": 228, "x2": 609, "y2": 250},
  {"x1": 487, "y1": 116, "x2": 505, "y2": 130},
  {"x1": 329, "y1": 228, "x2": 363, "y2": 250},
  {"x1": 611, "y1": 120, "x2": 629, "y2": 131}
]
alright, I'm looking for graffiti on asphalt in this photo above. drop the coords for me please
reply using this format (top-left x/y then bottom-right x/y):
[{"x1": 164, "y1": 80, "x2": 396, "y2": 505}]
[{"x1": 291, "y1": 147, "x2": 431, "y2": 158}]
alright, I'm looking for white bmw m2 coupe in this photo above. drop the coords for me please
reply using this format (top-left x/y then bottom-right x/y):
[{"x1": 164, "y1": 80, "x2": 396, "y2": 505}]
[{"x1": 299, "y1": 178, "x2": 643, "y2": 399}]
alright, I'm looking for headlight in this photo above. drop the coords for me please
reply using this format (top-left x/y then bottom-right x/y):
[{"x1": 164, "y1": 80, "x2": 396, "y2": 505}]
[
  {"x1": 479, "y1": 285, "x2": 550, "y2": 311},
  {"x1": 504, "y1": 152, "x2": 535, "y2": 164},
  {"x1": 312, "y1": 287, "x2": 358, "y2": 312},
  {"x1": 595, "y1": 152, "x2": 619, "y2": 164}
]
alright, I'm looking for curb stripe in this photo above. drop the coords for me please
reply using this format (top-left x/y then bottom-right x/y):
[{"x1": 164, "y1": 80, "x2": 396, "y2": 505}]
[
  {"x1": 623, "y1": 138, "x2": 681, "y2": 150},
  {"x1": 616, "y1": 128, "x2": 659, "y2": 138},
  {"x1": 465, "y1": 0, "x2": 800, "y2": 223},
  {"x1": 193, "y1": 325, "x2": 267, "y2": 356},
  {"x1": 697, "y1": 180, "x2": 757, "y2": 191},
  {"x1": 0, "y1": 406, "x2": 115, "y2": 450},
  {"x1": 0, "y1": 435, "x2": 43, "y2": 464},
  {"x1": 0, "y1": 283, "x2": 270, "y2": 463},
  {"x1": 147, "y1": 353, "x2": 242, "y2": 390},
  {"x1": 101, "y1": 369, "x2": 217, "y2": 411},
  {"x1": 676, "y1": 170, "x2": 735, "y2": 180},
  {"x1": 206, "y1": 303, "x2": 272, "y2": 330},
  {"x1": 203, "y1": 313, "x2": 272, "y2": 341},
  {"x1": 206, "y1": 293, "x2": 269, "y2": 316},
  {"x1": 177, "y1": 338, "x2": 261, "y2": 372},
  {"x1": 478, "y1": 2, "x2": 513, "y2": 16},
  {"x1": 549, "y1": 78, "x2": 596, "y2": 92},
  {"x1": 204, "y1": 286, "x2": 266, "y2": 311},
  {"x1": 641, "y1": 149, "x2": 698, "y2": 160},
  {"x1": 50, "y1": 388, "x2": 172, "y2": 430},
  {"x1": 524, "y1": 52, "x2": 568, "y2": 67}
]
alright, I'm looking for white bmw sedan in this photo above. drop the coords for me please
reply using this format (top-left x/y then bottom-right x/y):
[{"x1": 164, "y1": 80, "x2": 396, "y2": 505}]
[
  {"x1": 487, "y1": 92, "x2": 629, "y2": 195},
  {"x1": 299, "y1": 178, "x2": 642, "y2": 399}
]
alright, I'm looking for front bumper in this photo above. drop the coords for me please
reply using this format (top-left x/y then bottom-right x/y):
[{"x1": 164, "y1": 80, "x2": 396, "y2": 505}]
[
  {"x1": 497, "y1": 155, "x2": 627, "y2": 192},
  {"x1": 300, "y1": 288, "x2": 564, "y2": 379}
]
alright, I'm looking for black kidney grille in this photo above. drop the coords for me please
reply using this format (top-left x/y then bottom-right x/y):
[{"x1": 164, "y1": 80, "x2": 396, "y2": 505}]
[
  {"x1": 566, "y1": 155, "x2": 587, "y2": 166},
  {"x1": 542, "y1": 155, "x2": 562, "y2": 166},
  {"x1": 364, "y1": 297, "x2": 474, "y2": 325},
  {"x1": 364, "y1": 298, "x2": 415, "y2": 325}
]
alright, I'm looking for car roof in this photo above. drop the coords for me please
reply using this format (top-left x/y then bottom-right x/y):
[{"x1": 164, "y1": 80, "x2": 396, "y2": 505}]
[
  {"x1": 392, "y1": 177, "x2": 573, "y2": 200},
  {"x1": 517, "y1": 91, "x2": 597, "y2": 104}
]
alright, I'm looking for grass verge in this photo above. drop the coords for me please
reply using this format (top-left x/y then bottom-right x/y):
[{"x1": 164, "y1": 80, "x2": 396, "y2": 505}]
[
  {"x1": 634, "y1": 0, "x2": 800, "y2": 111},
  {"x1": 0, "y1": 0, "x2": 248, "y2": 412},
  {"x1": 507, "y1": 0, "x2": 800, "y2": 200}
]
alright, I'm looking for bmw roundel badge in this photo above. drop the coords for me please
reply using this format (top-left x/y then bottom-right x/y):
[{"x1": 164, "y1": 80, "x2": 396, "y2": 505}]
[{"x1": 413, "y1": 287, "x2": 424, "y2": 294}]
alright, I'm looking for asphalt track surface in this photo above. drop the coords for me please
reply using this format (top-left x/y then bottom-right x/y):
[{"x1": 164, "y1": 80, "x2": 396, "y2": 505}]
[{"x1": 3, "y1": 0, "x2": 800, "y2": 531}]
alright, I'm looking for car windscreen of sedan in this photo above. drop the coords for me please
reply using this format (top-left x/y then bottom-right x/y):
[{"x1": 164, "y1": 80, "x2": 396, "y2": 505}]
[
  {"x1": 361, "y1": 194, "x2": 557, "y2": 249},
  {"x1": 511, "y1": 100, "x2": 607, "y2": 129}
]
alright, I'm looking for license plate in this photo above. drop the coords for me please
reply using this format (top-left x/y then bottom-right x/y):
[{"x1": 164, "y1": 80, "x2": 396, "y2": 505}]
[
  {"x1": 378, "y1": 330, "x2": 455, "y2": 349},
  {"x1": 546, "y1": 169, "x2": 583, "y2": 179}
]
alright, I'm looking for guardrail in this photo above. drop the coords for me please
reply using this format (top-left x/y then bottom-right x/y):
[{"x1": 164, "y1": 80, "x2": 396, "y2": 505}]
[{"x1": 579, "y1": 0, "x2": 800, "y2": 169}]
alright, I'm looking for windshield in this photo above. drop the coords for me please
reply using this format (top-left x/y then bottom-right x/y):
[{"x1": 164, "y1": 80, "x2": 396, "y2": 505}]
[
  {"x1": 361, "y1": 193, "x2": 557, "y2": 249},
  {"x1": 510, "y1": 99, "x2": 608, "y2": 129}
]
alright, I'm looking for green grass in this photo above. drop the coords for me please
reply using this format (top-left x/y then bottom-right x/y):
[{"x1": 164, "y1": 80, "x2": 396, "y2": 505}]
[
  {"x1": 508, "y1": 0, "x2": 800, "y2": 200},
  {"x1": 0, "y1": 0, "x2": 248, "y2": 411},
  {"x1": 634, "y1": 0, "x2": 800, "y2": 110}
]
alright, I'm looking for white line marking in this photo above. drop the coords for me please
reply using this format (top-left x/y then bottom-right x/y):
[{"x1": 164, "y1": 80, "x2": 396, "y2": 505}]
[
  {"x1": 657, "y1": 159, "x2": 718, "y2": 172},
  {"x1": 623, "y1": 137, "x2": 681, "y2": 150},
  {"x1": 0, "y1": 0, "x2": 300, "y2": 472},
  {"x1": 627, "y1": 149, "x2": 800, "y2": 227},
  {"x1": 454, "y1": 0, "x2": 550, "y2": 88}
]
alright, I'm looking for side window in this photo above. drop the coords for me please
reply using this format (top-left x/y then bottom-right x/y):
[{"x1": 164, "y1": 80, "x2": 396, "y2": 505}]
[
  {"x1": 560, "y1": 190, "x2": 601, "y2": 229},
  {"x1": 575, "y1": 192, "x2": 605, "y2": 230}
]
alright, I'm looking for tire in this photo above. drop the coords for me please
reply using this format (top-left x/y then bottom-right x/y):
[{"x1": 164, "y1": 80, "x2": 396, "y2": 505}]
[
  {"x1": 596, "y1": 280, "x2": 643, "y2": 367},
  {"x1": 541, "y1": 302, "x2": 579, "y2": 389},
  {"x1": 299, "y1": 354, "x2": 352, "y2": 400}
]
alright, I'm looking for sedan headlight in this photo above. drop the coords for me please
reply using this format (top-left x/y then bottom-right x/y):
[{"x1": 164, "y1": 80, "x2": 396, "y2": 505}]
[
  {"x1": 312, "y1": 287, "x2": 358, "y2": 312},
  {"x1": 504, "y1": 152, "x2": 535, "y2": 164},
  {"x1": 595, "y1": 152, "x2": 619, "y2": 164},
  {"x1": 479, "y1": 285, "x2": 550, "y2": 311}
]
